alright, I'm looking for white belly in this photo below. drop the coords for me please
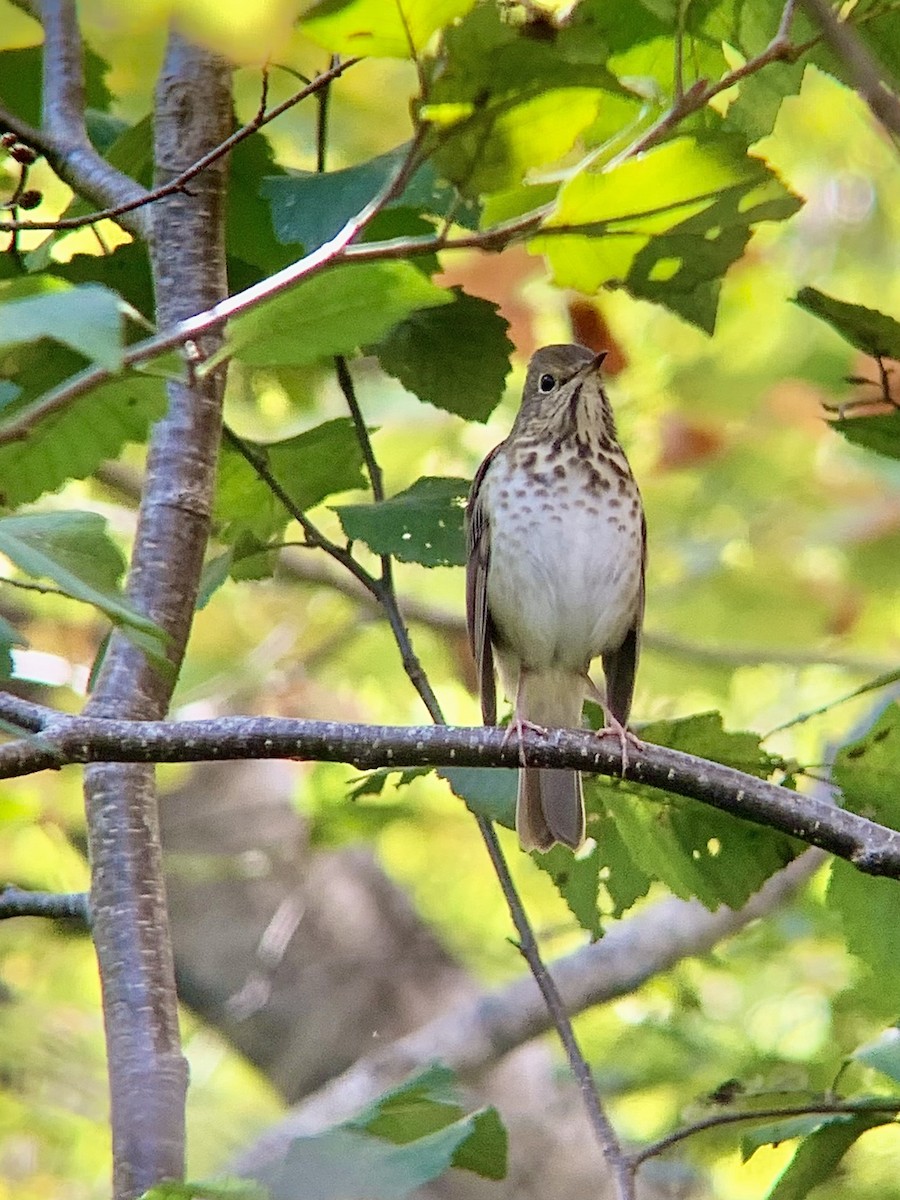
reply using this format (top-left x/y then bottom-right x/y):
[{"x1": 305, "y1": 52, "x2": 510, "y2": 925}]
[{"x1": 484, "y1": 465, "x2": 641, "y2": 673}]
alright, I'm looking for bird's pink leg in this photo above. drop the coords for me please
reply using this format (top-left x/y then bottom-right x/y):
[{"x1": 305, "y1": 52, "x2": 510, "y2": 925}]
[
  {"x1": 583, "y1": 675, "x2": 642, "y2": 774},
  {"x1": 501, "y1": 669, "x2": 546, "y2": 767}
]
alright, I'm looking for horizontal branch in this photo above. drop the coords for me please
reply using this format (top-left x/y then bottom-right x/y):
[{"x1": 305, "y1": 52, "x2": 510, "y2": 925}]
[
  {"x1": 1, "y1": 692, "x2": 898, "y2": 878},
  {"x1": 0, "y1": 884, "x2": 89, "y2": 922}
]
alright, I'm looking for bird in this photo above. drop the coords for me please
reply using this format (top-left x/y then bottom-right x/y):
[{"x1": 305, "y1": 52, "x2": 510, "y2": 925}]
[{"x1": 465, "y1": 343, "x2": 645, "y2": 852}]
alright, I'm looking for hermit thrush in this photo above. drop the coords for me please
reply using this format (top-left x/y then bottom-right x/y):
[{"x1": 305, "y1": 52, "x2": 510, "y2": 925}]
[{"x1": 466, "y1": 344, "x2": 645, "y2": 853}]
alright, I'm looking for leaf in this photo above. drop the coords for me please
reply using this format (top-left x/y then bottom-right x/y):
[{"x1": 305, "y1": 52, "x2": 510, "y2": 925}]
[
  {"x1": 586, "y1": 712, "x2": 798, "y2": 911},
  {"x1": 227, "y1": 132, "x2": 296, "y2": 275},
  {"x1": 269, "y1": 1066, "x2": 506, "y2": 1200},
  {"x1": 300, "y1": 0, "x2": 478, "y2": 58},
  {"x1": 0, "y1": 45, "x2": 111, "y2": 127},
  {"x1": 140, "y1": 1181, "x2": 267, "y2": 1200},
  {"x1": 0, "y1": 373, "x2": 167, "y2": 507},
  {"x1": 0, "y1": 512, "x2": 164, "y2": 647},
  {"x1": 538, "y1": 136, "x2": 800, "y2": 329},
  {"x1": 621, "y1": 173, "x2": 801, "y2": 332},
  {"x1": 831, "y1": 413, "x2": 900, "y2": 462},
  {"x1": 370, "y1": 289, "x2": 513, "y2": 421},
  {"x1": 539, "y1": 842, "x2": 604, "y2": 939},
  {"x1": 741, "y1": 1113, "x2": 848, "y2": 1160},
  {"x1": 0, "y1": 281, "x2": 125, "y2": 370},
  {"x1": 794, "y1": 288, "x2": 900, "y2": 359},
  {"x1": 348, "y1": 767, "x2": 432, "y2": 800},
  {"x1": 140, "y1": 1180, "x2": 268, "y2": 1200},
  {"x1": 334, "y1": 476, "x2": 469, "y2": 567},
  {"x1": 351, "y1": 1064, "x2": 507, "y2": 1180},
  {"x1": 827, "y1": 704, "x2": 900, "y2": 995},
  {"x1": 854, "y1": 1026, "x2": 900, "y2": 1085},
  {"x1": 440, "y1": 766, "x2": 516, "y2": 828},
  {"x1": 426, "y1": 3, "x2": 625, "y2": 195},
  {"x1": 763, "y1": 1114, "x2": 893, "y2": 1200},
  {"x1": 0, "y1": 613, "x2": 26, "y2": 679},
  {"x1": 215, "y1": 419, "x2": 367, "y2": 550},
  {"x1": 262, "y1": 149, "x2": 479, "y2": 253},
  {"x1": 216, "y1": 263, "x2": 453, "y2": 367}
]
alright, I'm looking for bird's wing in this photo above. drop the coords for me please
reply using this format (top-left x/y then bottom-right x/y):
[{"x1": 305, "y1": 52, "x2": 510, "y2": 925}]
[
  {"x1": 465, "y1": 448, "x2": 499, "y2": 726},
  {"x1": 601, "y1": 510, "x2": 646, "y2": 726}
]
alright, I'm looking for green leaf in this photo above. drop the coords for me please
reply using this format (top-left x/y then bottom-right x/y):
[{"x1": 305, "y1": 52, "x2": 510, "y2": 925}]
[
  {"x1": 216, "y1": 263, "x2": 453, "y2": 367},
  {"x1": 439, "y1": 766, "x2": 516, "y2": 828},
  {"x1": 0, "y1": 613, "x2": 26, "y2": 679},
  {"x1": 763, "y1": 1114, "x2": 893, "y2": 1200},
  {"x1": 427, "y1": 3, "x2": 624, "y2": 195},
  {"x1": 215, "y1": 419, "x2": 367, "y2": 550},
  {"x1": 140, "y1": 1180, "x2": 267, "y2": 1200},
  {"x1": 348, "y1": 767, "x2": 433, "y2": 801},
  {"x1": 588, "y1": 712, "x2": 798, "y2": 910},
  {"x1": 262, "y1": 150, "x2": 478, "y2": 253},
  {"x1": 827, "y1": 704, "x2": 900, "y2": 995},
  {"x1": 0, "y1": 369, "x2": 166, "y2": 507},
  {"x1": 0, "y1": 512, "x2": 164, "y2": 645},
  {"x1": 854, "y1": 1026, "x2": 900, "y2": 1085},
  {"x1": 0, "y1": 281, "x2": 124, "y2": 370},
  {"x1": 538, "y1": 136, "x2": 800, "y2": 328},
  {"x1": 351, "y1": 1064, "x2": 507, "y2": 1180},
  {"x1": 301, "y1": 0, "x2": 477, "y2": 58},
  {"x1": 741, "y1": 1113, "x2": 846, "y2": 1161},
  {"x1": 370, "y1": 289, "x2": 513, "y2": 421},
  {"x1": 334, "y1": 476, "x2": 469, "y2": 567},
  {"x1": 0, "y1": 45, "x2": 111, "y2": 127},
  {"x1": 794, "y1": 288, "x2": 900, "y2": 360},
  {"x1": 227, "y1": 132, "x2": 296, "y2": 275},
  {"x1": 831, "y1": 413, "x2": 900, "y2": 462},
  {"x1": 539, "y1": 842, "x2": 604, "y2": 939},
  {"x1": 269, "y1": 1066, "x2": 506, "y2": 1200}
]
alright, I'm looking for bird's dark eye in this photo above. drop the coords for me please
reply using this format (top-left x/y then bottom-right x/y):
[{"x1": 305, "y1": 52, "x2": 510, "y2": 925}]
[{"x1": 538, "y1": 373, "x2": 556, "y2": 393}]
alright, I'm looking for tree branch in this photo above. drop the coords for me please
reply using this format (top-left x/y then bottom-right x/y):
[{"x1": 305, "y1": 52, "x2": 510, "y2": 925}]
[
  {"x1": 800, "y1": 0, "x2": 900, "y2": 138},
  {"x1": 10, "y1": 0, "x2": 151, "y2": 238},
  {"x1": 0, "y1": 57, "x2": 360, "y2": 234},
  {"x1": 0, "y1": 8, "x2": 819, "y2": 450},
  {"x1": 1, "y1": 694, "x2": 899, "y2": 877},
  {"x1": 0, "y1": 884, "x2": 89, "y2": 922},
  {"x1": 233, "y1": 850, "x2": 822, "y2": 1176},
  {"x1": 79, "y1": 33, "x2": 233, "y2": 1200}
]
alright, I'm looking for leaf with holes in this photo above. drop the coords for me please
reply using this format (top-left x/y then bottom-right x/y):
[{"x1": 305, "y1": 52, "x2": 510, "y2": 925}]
[{"x1": 334, "y1": 476, "x2": 469, "y2": 567}]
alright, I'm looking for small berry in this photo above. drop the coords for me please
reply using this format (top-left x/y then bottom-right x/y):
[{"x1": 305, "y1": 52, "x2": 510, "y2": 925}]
[
  {"x1": 17, "y1": 189, "x2": 42, "y2": 210},
  {"x1": 10, "y1": 144, "x2": 37, "y2": 165}
]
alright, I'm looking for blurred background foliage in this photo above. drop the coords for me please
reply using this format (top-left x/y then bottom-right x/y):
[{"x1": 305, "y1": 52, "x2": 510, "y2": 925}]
[{"x1": 1, "y1": 0, "x2": 899, "y2": 1197}]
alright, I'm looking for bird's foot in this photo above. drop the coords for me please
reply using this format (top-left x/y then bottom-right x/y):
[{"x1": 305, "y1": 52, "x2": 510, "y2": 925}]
[
  {"x1": 595, "y1": 712, "x2": 642, "y2": 775},
  {"x1": 502, "y1": 712, "x2": 546, "y2": 768}
]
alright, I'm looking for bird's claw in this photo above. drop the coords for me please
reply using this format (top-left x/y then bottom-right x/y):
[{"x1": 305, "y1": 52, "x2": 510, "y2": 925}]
[
  {"x1": 502, "y1": 713, "x2": 547, "y2": 768},
  {"x1": 595, "y1": 715, "x2": 642, "y2": 775}
]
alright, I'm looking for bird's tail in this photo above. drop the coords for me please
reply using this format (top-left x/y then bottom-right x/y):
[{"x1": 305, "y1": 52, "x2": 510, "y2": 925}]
[{"x1": 517, "y1": 767, "x2": 584, "y2": 852}]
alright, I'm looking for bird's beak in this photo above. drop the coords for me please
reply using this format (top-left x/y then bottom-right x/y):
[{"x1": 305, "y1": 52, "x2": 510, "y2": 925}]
[{"x1": 575, "y1": 350, "x2": 608, "y2": 379}]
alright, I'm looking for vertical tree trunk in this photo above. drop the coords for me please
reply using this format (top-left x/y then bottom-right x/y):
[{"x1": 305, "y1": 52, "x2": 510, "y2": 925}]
[{"x1": 82, "y1": 34, "x2": 232, "y2": 1200}]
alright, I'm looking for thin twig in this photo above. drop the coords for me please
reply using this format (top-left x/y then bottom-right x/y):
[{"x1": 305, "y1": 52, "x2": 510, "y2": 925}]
[
  {"x1": 0, "y1": 57, "x2": 360, "y2": 234},
  {"x1": 477, "y1": 815, "x2": 636, "y2": 1197},
  {"x1": 630, "y1": 1099, "x2": 900, "y2": 1168},
  {"x1": 220, "y1": 424, "x2": 384, "y2": 604}
]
